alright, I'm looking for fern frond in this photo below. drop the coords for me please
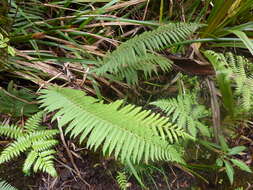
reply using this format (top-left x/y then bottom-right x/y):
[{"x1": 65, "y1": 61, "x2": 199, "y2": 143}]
[
  {"x1": 102, "y1": 53, "x2": 172, "y2": 85},
  {"x1": 0, "y1": 135, "x2": 31, "y2": 163},
  {"x1": 23, "y1": 151, "x2": 38, "y2": 175},
  {"x1": 229, "y1": 54, "x2": 253, "y2": 110},
  {"x1": 204, "y1": 50, "x2": 235, "y2": 115},
  {"x1": 0, "y1": 112, "x2": 58, "y2": 177},
  {"x1": 39, "y1": 86, "x2": 190, "y2": 164},
  {"x1": 32, "y1": 140, "x2": 58, "y2": 152},
  {"x1": 116, "y1": 172, "x2": 128, "y2": 190},
  {"x1": 94, "y1": 23, "x2": 203, "y2": 84},
  {"x1": 205, "y1": 50, "x2": 253, "y2": 112},
  {"x1": 0, "y1": 125, "x2": 23, "y2": 139},
  {"x1": 24, "y1": 111, "x2": 44, "y2": 132},
  {"x1": 28, "y1": 130, "x2": 59, "y2": 142},
  {"x1": 0, "y1": 179, "x2": 18, "y2": 190},
  {"x1": 151, "y1": 93, "x2": 209, "y2": 137},
  {"x1": 33, "y1": 150, "x2": 57, "y2": 177},
  {"x1": 153, "y1": 124, "x2": 194, "y2": 143}
]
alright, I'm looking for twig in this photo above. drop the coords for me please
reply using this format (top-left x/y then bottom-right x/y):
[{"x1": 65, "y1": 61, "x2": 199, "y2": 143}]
[
  {"x1": 57, "y1": 119, "x2": 91, "y2": 188},
  {"x1": 105, "y1": 0, "x2": 147, "y2": 12}
]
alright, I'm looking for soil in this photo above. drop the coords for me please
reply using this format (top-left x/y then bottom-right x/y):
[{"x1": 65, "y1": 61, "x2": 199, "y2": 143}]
[{"x1": 0, "y1": 145, "x2": 196, "y2": 190}]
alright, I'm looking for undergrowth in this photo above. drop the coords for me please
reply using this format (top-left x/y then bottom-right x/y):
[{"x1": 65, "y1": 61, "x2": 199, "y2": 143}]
[{"x1": 0, "y1": 0, "x2": 253, "y2": 189}]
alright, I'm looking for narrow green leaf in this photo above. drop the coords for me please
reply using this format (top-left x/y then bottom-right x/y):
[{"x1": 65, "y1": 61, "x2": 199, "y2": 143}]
[
  {"x1": 230, "y1": 30, "x2": 253, "y2": 56},
  {"x1": 228, "y1": 146, "x2": 246, "y2": 155},
  {"x1": 7, "y1": 46, "x2": 16, "y2": 56},
  {"x1": 231, "y1": 159, "x2": 252, "y2": 173},
  {"x1": 224, "y1": 160, "x2": 234, "y2": 185},
  {"x1": 0, "y1": 33, "x2": 3, "y2": 40}
]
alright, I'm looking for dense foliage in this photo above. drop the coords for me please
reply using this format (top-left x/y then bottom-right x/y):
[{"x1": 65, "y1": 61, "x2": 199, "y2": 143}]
[{"x1": 0, "y1": 0, "x2": 253, "y2": 189}]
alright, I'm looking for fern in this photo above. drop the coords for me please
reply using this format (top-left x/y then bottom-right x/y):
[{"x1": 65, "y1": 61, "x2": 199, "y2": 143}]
[
  {"x1": 204, "y1": 50, "x2": 253, "y2": 112},
  {"x1": 39, "y1": 86, "x2": 193, "y2": 164},
  {"x1": 0, "y1": 125, "x2": 23, "y2": 139},
  {"x1": 116, "y1": 172, "x2": 128, "y2": 190},
  {"x1": 0, "y1": 112, "x2": 59, "y2": 177},
  {"x1": 113, "y1": 53, "x2": 173, "y2": 85},
  {"x1": 94, "y1": 23, "x2": 203, "y2": 84},
  {"x1": 0, "y1": 179, "x2": 18, "y2": 190},
  {"x1": 151, "y1": 93, "x2": 210, "y2": 137}
]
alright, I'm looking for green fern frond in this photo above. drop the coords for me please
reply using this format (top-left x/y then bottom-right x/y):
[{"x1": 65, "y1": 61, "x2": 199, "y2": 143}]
[
  {"x1": 115, "y1": 53, "x2": 173, "y2": 85},
  {"x1": 0, "y1": 125, "x2": 23, "y2": 139},
  {"x1": 0, "y1": 135, "x2": 32, "y2": 163},
  {"x1": 0, "y1": 113, "x2": 58, "y2": 177},
  {"x1": 227, "y1": 53, "x2": 253, "y2": 110},
  {"x1": 151, "y1": 93, "x2": 209, "y2": 137},
  {"x1": 0, "y1": 179, "x2": 18, "y2": 190},
  {"x1": 23, "y1": 151, "x2": 38, "y2": 175},
  {"x1": 32, "y1": 140, "x2": 58, "y2": 152},
  {"x1": 33, "y1": 150, "x2": 57, "y2": 177},
  {"x1": 24, "y1": 111, "x2": 44, "y2": 133},
  {"x1": 116, "y1": 172, "x2": 128, "y2": 190},
  {"x1": 94, "y1": 23, "x2": 203, "y2": 84},
  {"x1": 204, "y1": 50, "x2": 235, "y2": 115},
  {"x1": 204, "y1": 50, "x2": 253, "y2": 112},
  {"x1": 28, "y1": 130, "x2": 59, "y2": 142},
  {"x1": 39, "y1": 86, "x2": 191, "y2": 164},
  {"x1": 0, "y1": 130, "x2": 58, "y2": 163}
]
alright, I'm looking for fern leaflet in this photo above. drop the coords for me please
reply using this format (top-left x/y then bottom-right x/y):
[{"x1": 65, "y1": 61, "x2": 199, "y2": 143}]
[{"x1": 0, "y1": 179, "x2": 18, "y2": 190}]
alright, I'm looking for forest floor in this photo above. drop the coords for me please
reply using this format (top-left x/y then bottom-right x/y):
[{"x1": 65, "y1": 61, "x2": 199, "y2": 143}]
[{"x1": 1, "y1": 144, "x2": 253, "y2": 190}]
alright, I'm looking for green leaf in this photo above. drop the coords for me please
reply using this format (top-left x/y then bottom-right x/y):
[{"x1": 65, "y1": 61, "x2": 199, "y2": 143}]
[
  {"x1": 228, "y1": 146, "x2": 246, "y2": 155},
  {"x1": 230, "y1": 30, "x2": 253, "y2": 56},
  {"x1": 0, "y1": 33, "x2": 3, "y2": 40},
  {"x1": 7, "y1": 46, "x2": 15, "y2": 56},
  {"x1": 224, "y1": 160, "x2": 234, "y2": 185},
  {"x1": 231, "y1": 159, "x2": 252, "y2": 173}
]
